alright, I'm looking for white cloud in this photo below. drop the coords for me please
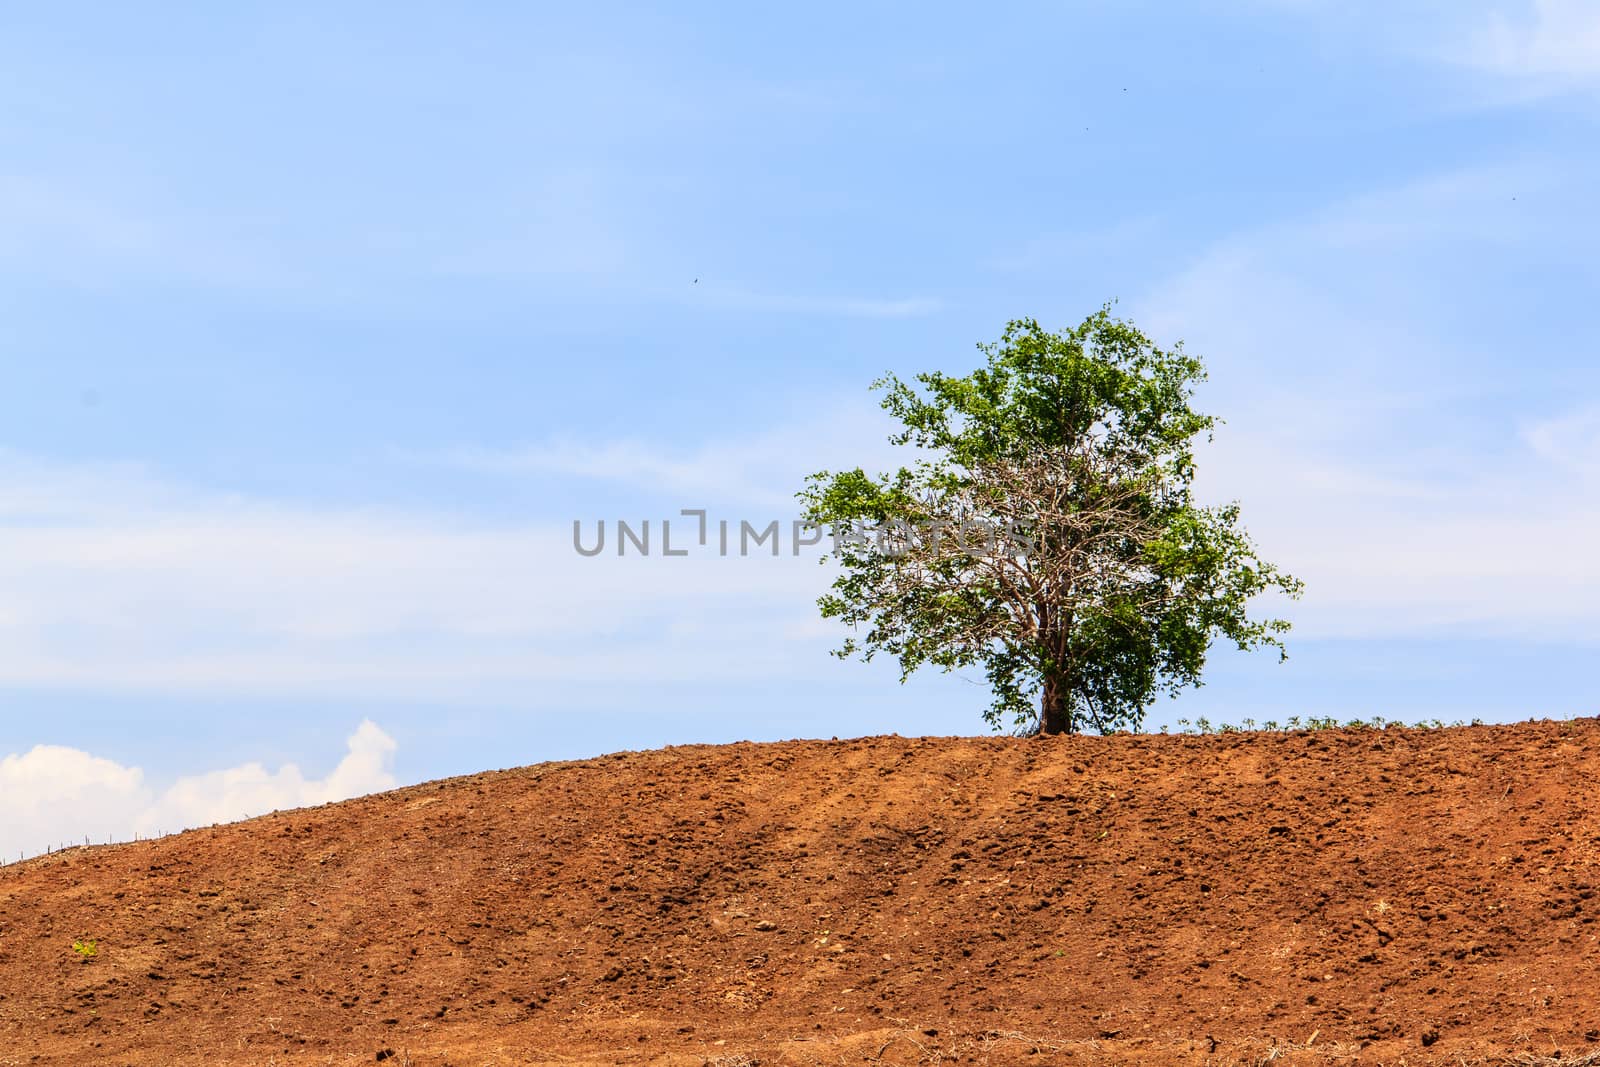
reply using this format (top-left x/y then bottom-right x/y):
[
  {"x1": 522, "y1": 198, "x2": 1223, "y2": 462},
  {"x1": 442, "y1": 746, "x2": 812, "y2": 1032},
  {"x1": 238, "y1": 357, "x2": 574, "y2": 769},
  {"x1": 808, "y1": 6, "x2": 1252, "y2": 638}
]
[
  {"x1": 1191, "y1": 423, "x2": 1600, "y2": 642},
  {"x1": 1522, "y1": 406, "x2": 1600, "y2": 475},
  {"x1": 0, "y1": 444, "x2": 845, "y2": 697},
  {"x1": 0, "y1": 175, "x2": 160, "y2": 265},
  {"x1": 442, "y1": 394, "x2": 912, "y2": 509},
  {"x1": 1136, "y1": 161, "x2": 1600, "y2": 643},
  {"x1": 1257, "y1": 0, "x2": 1600, "y2": 95},
  {"x1": 449, "y1": 437, "x2": 796, "y2": 508},
  {"x1": 0, "y1": 161, "x2": 934, "y2": 320},
  {"x1": 681, "y1": 284, "x2": 940, "y2": 319},
  {"x1": 1464, "y1": 0, "x2": 1600, "y2": 86},
  {"x1": 0, "y1": 173, "x2": 289, "y2": 291},
  {"x1": 0, "y1": 720, "x2": 397, "y2": 862}
]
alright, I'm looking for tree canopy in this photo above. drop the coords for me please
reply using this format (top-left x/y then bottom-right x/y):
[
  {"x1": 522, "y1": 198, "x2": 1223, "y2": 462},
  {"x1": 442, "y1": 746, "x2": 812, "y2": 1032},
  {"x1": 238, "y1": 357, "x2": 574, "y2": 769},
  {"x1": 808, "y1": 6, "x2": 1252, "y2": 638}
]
[{"x1": 799, "y1": 308, "x2": 1302, "y2": 735}]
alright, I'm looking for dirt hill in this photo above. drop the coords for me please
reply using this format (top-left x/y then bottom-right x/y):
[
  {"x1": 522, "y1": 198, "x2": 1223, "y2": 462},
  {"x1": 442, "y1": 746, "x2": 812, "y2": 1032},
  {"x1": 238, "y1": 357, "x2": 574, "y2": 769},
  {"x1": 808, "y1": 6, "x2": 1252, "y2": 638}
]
[{"x1": 2, "y1": 720, "x2": 1598, "y2": 1066}]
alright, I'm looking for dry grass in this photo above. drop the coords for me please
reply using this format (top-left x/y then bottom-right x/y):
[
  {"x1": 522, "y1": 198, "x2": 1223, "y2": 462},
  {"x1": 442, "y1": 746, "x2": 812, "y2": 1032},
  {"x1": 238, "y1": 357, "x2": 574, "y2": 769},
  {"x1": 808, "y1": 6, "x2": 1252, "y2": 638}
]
[
  {"x1": 1492, "y1": 1053, "x2": 1600, "y2": 1067},
  {"x1": 849, "y1": 1032, "x2": 1600, "y2": 1067}
]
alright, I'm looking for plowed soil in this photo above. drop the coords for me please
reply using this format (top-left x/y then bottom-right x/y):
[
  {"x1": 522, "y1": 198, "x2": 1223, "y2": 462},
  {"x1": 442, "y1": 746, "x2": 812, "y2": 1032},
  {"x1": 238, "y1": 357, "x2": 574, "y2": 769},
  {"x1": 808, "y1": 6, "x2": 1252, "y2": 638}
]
[{"x1": 3, "y1": 720, "x2": 1599, "y2": 1066}]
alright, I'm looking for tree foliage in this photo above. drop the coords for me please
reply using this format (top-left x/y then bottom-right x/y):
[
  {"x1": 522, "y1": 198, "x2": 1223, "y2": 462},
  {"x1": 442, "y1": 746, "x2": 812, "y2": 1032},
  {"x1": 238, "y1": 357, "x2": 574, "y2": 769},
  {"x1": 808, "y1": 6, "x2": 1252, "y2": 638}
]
[{"x1": 799, "y1": 308, "x2": 1302, "y2": 735}]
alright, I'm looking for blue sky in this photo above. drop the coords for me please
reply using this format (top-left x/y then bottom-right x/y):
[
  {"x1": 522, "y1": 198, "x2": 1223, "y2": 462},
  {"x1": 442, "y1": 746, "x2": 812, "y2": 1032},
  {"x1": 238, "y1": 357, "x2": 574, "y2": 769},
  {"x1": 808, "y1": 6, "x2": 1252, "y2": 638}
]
[{"x1": 3, "y1": 2, "x2": 1600, "y2": 855}]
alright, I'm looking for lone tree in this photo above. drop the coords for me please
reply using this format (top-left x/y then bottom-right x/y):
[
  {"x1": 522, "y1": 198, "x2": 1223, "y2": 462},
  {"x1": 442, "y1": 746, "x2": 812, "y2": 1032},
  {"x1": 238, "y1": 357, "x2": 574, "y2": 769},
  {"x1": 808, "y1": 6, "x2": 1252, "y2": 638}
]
[{"x1": 799, "y1": 308, "x2": 1301, "y2": 735}]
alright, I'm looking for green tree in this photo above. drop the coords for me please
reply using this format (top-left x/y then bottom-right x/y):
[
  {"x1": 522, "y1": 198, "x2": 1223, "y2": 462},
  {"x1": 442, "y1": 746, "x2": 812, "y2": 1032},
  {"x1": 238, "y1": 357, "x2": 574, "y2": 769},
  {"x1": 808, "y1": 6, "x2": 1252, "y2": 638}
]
[{"x1": 799, "y1": 308, "x2": 1301, "y2": 735}]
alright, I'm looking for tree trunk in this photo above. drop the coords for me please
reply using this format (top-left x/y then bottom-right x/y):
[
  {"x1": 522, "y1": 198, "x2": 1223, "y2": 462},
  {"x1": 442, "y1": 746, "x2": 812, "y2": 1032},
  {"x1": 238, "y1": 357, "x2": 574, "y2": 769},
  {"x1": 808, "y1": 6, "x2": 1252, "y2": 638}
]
[{"x1": 1039, "y1": 674, "x2": 1073, "y2": 735}]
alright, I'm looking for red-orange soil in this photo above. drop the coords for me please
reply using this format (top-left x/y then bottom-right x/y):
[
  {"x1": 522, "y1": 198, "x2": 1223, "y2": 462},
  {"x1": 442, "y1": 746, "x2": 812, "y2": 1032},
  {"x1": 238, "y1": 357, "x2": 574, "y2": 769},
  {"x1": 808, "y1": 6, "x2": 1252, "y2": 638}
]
[{"x1": 3, "y1": 720, "x2": 1599, "y2": 1065}]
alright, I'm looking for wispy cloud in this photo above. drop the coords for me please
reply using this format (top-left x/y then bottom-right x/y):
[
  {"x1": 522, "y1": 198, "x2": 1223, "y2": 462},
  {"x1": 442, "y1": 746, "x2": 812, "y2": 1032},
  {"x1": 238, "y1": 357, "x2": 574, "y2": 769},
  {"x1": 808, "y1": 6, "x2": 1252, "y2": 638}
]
[
  {"x1": 0, "y1": 448, "x2": 838, "y2": 698},
  {"x1": 0, "y1": 173, "x2": 240, "y2": 288},
  {"x1": 979, "y1": 216, "x2": 1163, "y2": 275},
  {"x1": 1462, "y1": 0, "x2": 1600, "y2": 87},
  {"x1": 1521, "y1": 406, "x2": 1600, "y2": 476},
  {"x1": 683, "y1": 283, "x2": 941, "y2": 319},
  {"x1": 449, "y1": 437, "x2": 787, "y2": 504},
  {"x1": 0, "y1": 175, "x2": 160, "y2": 265},
  {"x1": 1191, "y1": 420, "x2": 1600, "y2": 641},
  {"x1": 1256, "y1": 0, "x2": 1600, "y2": 96},
  {"x1": 0, "y1": 163, "x2": 939, "y2": 324},
  {"x1": 439, "y1": 395, "x2": 913, "y2": 509},
  {"x1": 1137, "y1": 159, "x2": 1600, "y2": 643}
]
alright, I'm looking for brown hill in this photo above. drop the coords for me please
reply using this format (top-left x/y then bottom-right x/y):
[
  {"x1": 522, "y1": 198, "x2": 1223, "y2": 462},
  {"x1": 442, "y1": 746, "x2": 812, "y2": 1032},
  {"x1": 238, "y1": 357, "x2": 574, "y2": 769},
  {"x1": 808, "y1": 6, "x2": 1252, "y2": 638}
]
[{"x1": 2, "y1": 720, "x2": 1599, "y2": 1066}]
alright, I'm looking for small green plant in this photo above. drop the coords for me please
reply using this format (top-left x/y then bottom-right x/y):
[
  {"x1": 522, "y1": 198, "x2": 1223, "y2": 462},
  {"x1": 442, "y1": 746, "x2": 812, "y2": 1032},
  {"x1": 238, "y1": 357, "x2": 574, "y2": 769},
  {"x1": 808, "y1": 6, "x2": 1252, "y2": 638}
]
[
  {"x1": 71, "y1": 939, "x2": 98, "y2": 960},
  {"x1": 1170, "y1": 715, "x2": 1485, "y2": 735}
]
